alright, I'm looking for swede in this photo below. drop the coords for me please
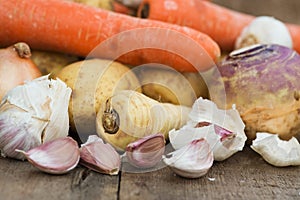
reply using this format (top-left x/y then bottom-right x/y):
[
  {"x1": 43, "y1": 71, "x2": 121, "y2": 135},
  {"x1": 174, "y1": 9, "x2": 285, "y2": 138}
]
[{"x1": 214, "y1": 44, "x2": 300, "y2": 141}]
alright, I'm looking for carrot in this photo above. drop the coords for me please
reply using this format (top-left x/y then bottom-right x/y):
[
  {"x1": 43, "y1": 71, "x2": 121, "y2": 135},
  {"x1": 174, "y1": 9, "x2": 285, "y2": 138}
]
[
  {"x1": 137, "y1": 0, "x2": 253, "y2": 52},
  {"x1": 0, "y1": 0, "x2": 220, "y2": 72},
  {"x1": 286, "y1": 24, "x2": 300, "y2": 54},
  {"x1": 112, "y1": 1, "x2": 135, "y2": 15},
  {"x1": 137, "y1": 0, "x2": 300, "y2": 53},
  {"x1": 115, "y1": 0, "x2": 142, "y2": 9}
]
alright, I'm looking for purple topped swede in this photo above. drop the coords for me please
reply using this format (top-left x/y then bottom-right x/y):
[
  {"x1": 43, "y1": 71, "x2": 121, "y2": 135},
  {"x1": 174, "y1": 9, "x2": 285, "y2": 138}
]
[{"x1": 214, "y1": 44, "x2": 300, "y2": 141}]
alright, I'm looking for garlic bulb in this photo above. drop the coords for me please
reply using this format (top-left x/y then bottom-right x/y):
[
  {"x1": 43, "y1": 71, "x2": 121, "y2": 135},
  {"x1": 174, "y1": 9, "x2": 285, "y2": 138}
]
[
  {"x1": 251, "y1": 132, "x2": 300, "y2": 167},
  {"x1": 16, "y1": 137, "x2": 80, "y2": 174},
  {"x1": 169, "y1": 97, "x2": 247, "y2": 161},
  {"x1": 125, "y1": 133, "x2": 165, "y2": 169},
  {"x1": 0, "y1": 75, "x2": 71, "y2": 160},
  {"x1": 163, "y1": 139, "x2": 213, "y2": 178},
  {"x1": 235, "y1": 16, "x2": 292, "y2": 49},
  {"x1": 80, "y1": 135, "x2": 121, "y2": 175}
]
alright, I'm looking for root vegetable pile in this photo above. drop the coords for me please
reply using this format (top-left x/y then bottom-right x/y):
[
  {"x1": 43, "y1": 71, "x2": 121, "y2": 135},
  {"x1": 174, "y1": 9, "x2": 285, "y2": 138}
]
[{"x1": 0, "y1": 0, "x2": 299, "y2": 178}]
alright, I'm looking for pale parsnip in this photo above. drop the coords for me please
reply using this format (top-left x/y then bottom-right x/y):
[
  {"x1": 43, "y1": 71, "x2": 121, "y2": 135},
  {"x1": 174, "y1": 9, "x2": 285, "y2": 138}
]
[
  {"x1": 134, "y1": 67, "x2": 209, "y2": 107},
  {"x1": 96, "y1": 90, "x2": 191, "y2": 151}
]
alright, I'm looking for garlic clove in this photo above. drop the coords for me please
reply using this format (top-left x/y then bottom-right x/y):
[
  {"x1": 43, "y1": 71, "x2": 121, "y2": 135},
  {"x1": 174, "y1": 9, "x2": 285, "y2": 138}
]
[
  {"x1": 251, "y1": 132, "x2": 300, "y2": 167},
  {"x1": 125, "y1": 133, "x2": 165, "y2": 169},
  {"x1": 0, "y1": 75, "x2": 71, "y2": 160},
  {"x1": 80, "y1": 135, "x2": 121, "y2": 175},
  {"x1": 16, "y1": 137, "x2": 80, "y2": 174},
  {"x1": 169, "y1": 98, "x2": 247, "y2": 161},
  {"x1": 163, "y1": 138, "x2": 213, "y2": 179},
  {"x1": 235, "y1": 16, "x2": 293, "y2": 49}
]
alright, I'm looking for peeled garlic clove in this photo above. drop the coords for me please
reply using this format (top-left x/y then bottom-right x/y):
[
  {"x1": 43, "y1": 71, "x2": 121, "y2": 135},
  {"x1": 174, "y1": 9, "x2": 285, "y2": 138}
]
[
  {"x1": 16, "y1": 137, "x2": 80, "y2": 174},
  {"x1": 126, "y1": 133, "x2": 165, "y2": 168},
  {"x1": 80, "y1": 135, "x2": 121, "y2": 175},
  {"x1": 251, "y1": 132, "x2": 300, "y2": 167},
  {"x1": 0, "y1": 75, "x2": 71, "y2": 160},
  {"x1": 163, "y1": 139, "x2": 213, "y2": 179},
  {"x1": 170, "y1": 98, "x2": 247, "y2": 161},
  {"x1": 235, "y1": 16, "x2": 292, "y2": 49}
]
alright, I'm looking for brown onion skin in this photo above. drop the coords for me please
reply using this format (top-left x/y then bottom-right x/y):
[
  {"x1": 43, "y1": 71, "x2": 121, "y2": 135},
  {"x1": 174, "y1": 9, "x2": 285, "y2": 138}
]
[{"x1": 0, "y1": 42, "x2": 41, "y2": 100}]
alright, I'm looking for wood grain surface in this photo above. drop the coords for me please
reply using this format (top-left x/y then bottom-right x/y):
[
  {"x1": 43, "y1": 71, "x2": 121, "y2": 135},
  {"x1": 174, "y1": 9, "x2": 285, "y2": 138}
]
[
  {"x1": 1, "y1": 1, "x2": 300, "y2": 200},
  {"x1": 1, "y1": 146, "x2": 299, "y2": 200}
]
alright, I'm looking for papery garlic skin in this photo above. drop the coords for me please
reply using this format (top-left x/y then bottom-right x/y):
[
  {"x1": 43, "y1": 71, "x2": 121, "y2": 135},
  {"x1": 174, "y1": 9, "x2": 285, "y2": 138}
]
[
  {"x1": 251, "y1": 132, "x2": 300, "y2": 167},
  {"x1": 0, "y1": 104, "x2": 45, "y2": 159},
  {"x1": 16, "y1": 137, "x2": 80, "y2": 174},
  {"x1": 235, "y1": 16, "x2": 293, "y2": 49},
  {"x1": 169, "y1": 98, "x2": 247, "y2": 161},
  {"x1": 0, "y1": 75, "x2": 71, "y2": 160},
  {"x1": 80, "y1": 135, "x2": 121, "y2": 175},
  {"x1": 163, "y1": 139, "x2": 213, "y2": 179}
]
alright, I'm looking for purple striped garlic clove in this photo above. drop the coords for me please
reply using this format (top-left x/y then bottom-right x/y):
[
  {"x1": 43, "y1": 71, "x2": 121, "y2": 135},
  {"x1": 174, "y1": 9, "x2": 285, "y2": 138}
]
[
  {"x1": 125, "y1": 133, "x2": 165, "y2": 169},
  {"x1": 163, "y1": 138, "x2": 213, "y2": 179},
  {"x1": 80, "y1": 135, "x2": 121, "y2": 175},
  {"x1": 16, "y1": 137, "x2": 80, "y2": 174}
]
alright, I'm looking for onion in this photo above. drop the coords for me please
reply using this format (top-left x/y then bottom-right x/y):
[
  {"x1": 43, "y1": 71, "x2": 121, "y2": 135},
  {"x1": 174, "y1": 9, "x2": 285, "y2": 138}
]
[
  {"x1": 0, "y1": 42, "x2": 41, "y2": 100},
  {"x1": 213, "y1": 44, "x2": 300, "y2": 141}
]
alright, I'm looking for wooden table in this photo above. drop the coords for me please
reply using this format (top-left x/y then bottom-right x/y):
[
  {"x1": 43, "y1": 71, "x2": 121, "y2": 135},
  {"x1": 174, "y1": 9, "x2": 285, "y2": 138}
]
[
  {"x1": 1, "y1": 0, "x2": 300, "y2": 199},
  {"x1": 1, "y1": 146, "x2": 299, "y2": 200}
]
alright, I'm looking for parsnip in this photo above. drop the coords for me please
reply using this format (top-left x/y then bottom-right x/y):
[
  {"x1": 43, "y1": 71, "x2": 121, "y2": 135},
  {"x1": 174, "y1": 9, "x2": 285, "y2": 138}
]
[
  {"x1": 182, "y1": 72, "x2": 210, "y2": 99},
  {"x1": 135, "y1": 67, "x2": 209, "y2": 107},
  {"x1": 56, "y1": 59, "x2": 141, "y2": 141},
  {"x1": 96, "y1": 90, "x2": 191, "y2": 150}
]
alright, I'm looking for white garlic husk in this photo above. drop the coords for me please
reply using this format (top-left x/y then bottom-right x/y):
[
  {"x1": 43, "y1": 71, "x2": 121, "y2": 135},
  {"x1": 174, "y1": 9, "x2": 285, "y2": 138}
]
[
  {"x1": 169, "y1": 97, "x2": 247, "y2": 161},
  {"x1": 80, "y1": 135, "x2": 121, "y2": 175},
  {"x1": 235, "y1": 16, "x2": 293, "y2": 49},
  {"x1": 163, "y1": 138, "x2": 213, "y2": 178},
  {"x1": 16, "y1": 137, "x2": 80, "y2": 174},
  {"x1": 0, "y1": 75, "x2": 71, "y2": 160},
  {"x1": 125, "y1": 133, "x2": 165, "y2": 169},
  {"x1": 251, "y1": 132, "x2": 300, "y2": 167}
]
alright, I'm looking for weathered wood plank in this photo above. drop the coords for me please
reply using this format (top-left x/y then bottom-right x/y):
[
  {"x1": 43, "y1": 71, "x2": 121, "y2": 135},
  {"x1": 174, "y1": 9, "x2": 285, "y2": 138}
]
[
  {"x1": 119, "y1": 147, "x2": 300, "y2": 200},
  {"x1": 0, "y1": 157, "x2": 119, "y2": 200}
]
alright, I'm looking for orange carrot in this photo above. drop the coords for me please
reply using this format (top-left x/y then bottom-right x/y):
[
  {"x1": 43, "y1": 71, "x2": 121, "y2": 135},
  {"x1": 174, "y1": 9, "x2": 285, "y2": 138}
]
[
  {"x1": 137, "y1": 0, "x2": 253, "y2": 51},
  {"x1": 137, "y1": 0, "x2": 300, "y2": 53},
  {"x1": 0, "y1": 0, "x2": 220, "y2": 72},
  {"x1": 112, "y1": 1, "x2": 135, "y2": 15},
  {"x1": 286, "y1": 24, "x2": 300, "y2": 54}
]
